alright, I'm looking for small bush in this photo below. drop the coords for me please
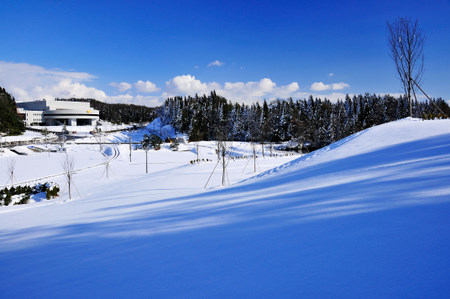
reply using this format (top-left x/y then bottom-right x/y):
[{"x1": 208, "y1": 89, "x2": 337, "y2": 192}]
[
  {"x1": 16, "y1": 194, "x2": 30, "y2": 205},
  {"x1": 1, "y1": 182, "x2": 60, "y2": 206},
  {"x1": 46, "y1": 186, "x2": 60, "y2": 200},
  {"x1": 4, "y1": 194, "x2": 12, "y2": 206}
]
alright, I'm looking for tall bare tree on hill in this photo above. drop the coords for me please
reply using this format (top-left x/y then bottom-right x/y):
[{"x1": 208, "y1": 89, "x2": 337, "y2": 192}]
[{"x1": 387, "y1": 17, "x2": 425, "y2": 117}]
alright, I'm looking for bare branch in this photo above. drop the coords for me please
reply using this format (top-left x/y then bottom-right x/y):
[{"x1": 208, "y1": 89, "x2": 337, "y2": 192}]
[{"x1": 387, "y1": 17, "x2": 425, "y2": 117}]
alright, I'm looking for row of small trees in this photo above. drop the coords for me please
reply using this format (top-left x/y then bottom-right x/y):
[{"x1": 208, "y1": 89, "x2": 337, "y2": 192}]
[{"x1": 0, "y1": 182, "x2": 60, "y2": 206}]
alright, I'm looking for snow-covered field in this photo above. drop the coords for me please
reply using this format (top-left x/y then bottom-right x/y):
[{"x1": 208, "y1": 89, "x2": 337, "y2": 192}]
[{"x1": 0, "y1": 118, "x2": 449, "y2": 298}]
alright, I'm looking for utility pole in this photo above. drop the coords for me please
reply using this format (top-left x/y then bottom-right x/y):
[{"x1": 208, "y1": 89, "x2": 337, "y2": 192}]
[
  {"x1": 129, "y1": 129, "x2": 132, "y2": 163},
  {"x1": 216, "y1": 142, "x2": 220, "y2": 161},
  {"x1": 252, "y1": 142, "x2": 257, "y2": 173},
  {"x1": 141, "y1": 134, "x2": 151, "y2": 174},
  {"x1": 145, "y1": 150, "x2": 148, "y2": 173},
  {"x1": 196, "y1": 142, "x2": 200, "y2": 161},
  {"x1": 42, "y1": 128, "x2": 49, "y2": 156},
  {"x1": 221, "y1": 142, "x2": 226, "y2": 186}
]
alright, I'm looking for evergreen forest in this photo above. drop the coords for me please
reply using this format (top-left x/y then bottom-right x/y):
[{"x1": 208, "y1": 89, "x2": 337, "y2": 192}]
[
  {"x1": 159, "y1": 91, "x2": 449, "y2": 150},
  {"x1": 55, "y1": 98, "x2": 156, "y2": 124},
  {"x1": 89, "y1": 99, "x2": 156, "y2": 124},
  {"x1": 0, "y1": 87, "x2": 25, "y2": 135},
  {"x1": 2, "y1": 84, "x2": 449, "y2": 152}
]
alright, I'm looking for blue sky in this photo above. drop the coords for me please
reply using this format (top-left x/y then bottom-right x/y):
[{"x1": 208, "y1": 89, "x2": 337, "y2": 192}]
[{"x1": 0, "y1": 0, "x2": 448, "y2": 106}]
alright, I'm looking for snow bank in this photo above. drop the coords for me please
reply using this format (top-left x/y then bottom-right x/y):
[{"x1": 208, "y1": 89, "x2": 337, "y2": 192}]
[
  {"x1": 0, "y1": 118, "x2": 449, "y2": 298},
  {"x1": 145, "y1": 117, "x2": 187, "y2": 140}
]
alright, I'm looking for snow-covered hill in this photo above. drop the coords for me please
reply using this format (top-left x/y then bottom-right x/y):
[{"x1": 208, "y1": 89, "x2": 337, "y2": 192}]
[{"x1": 0, "y1": 118, "x2": 449, "y2": 298}]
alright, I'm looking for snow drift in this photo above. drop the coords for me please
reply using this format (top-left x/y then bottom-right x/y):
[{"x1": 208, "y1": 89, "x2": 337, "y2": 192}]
[{"x1": 0, "y1": 118, "x2": 449, "y2": 298}]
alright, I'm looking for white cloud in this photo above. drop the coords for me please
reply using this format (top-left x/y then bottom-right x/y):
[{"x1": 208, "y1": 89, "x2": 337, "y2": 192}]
[
  {"x1": 45, "y1": 79, "x2": 108, "y2": 100},
  {"x1": 134, "y1": 80, "x2": 160, "y2": 93},
  {"x1": 0, "y1": 61, "x2": 95, "y2": 83},
  {"x1": 328, "y1": 72, "x2": 334, "y2": 77},
  {"x1": 163, "y1": 75, "x2": 302, "y2": 104},
  {"x1": 0, "y1": 61, "x2": 166, "y2": 107},
  {"x1": 0, "y1": 61, "x2": 107, "y2": 102},
  {"x1": 311, "y1": 82, "x2": 331, "y2": 91},
  {"x1": 110, "y1": 82, "x2": 132, "y2": 92},
  {"x1": 164, "y1": 75, "x2": 221, "y2": 97},
  {"x1": 331, "y1": 82, "x2": 350, "y2": 90},
  {"x1": 311, "y1": 81, "x2": 350, "y2": 91},
  {"x1": 0, "y1": 61, "x2": 355, "y2": 108},
  {"x1": 134, "y1": 95, "x2": 164, "y2": 106},
  {"x1": 271, "y1": 82, "x2": 300, "y2": 99},
  {"x1": 208, "y1": 60, "x2": 225, "y2": 67},
  {"x1": 222, "y1": 78, "x2": 276, "y2": 98},
  {"x1": 282, "y1": 82, "x2": 300, "y2": 93}
]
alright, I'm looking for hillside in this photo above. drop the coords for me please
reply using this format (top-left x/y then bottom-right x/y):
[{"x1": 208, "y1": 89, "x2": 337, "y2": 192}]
[{"x1": 0, "y1": 118, "x2": 449, "y2": 297}]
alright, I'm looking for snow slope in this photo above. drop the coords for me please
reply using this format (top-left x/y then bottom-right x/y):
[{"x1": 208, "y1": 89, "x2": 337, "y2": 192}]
[{"x1": 0, "y1": 118, "x2": 449, "y2": 298}]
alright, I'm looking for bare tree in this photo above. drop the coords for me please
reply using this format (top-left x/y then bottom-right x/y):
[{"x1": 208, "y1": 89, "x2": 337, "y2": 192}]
[
  {"x1": 7, "y1": 158, "x2": 16, "y2": 186},
  {"x1": 93, "y1": 127, "x2": 104, "y2": 153},
  {"x1": 63, "y1": 154, "x2": 75, "y2": 200},
  {"x1": 205, "y1": 140, "x2": 230, "y2": 188},
  {"x1": 216, "y1": 112, "x2": 232, "y2": 186},
  {"x1": 217, "y1": 141, "x2": 229, "y2": 186},
  {"x1": 251, "y1": 142, "x2": 257, "y2": 173},
  {"x1": 103, "y1": 156, "x2": 111, "y2": 180},
  {"x1": 387, "y1": 17, "x2": 425, "y2": 117}
]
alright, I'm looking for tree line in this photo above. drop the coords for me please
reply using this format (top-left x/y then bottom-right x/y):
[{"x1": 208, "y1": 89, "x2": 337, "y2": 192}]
[
  {"x1": 0, "y1": 87, "x2": 25, "y2": 135},
  {"x1": 55, "y1": 98, "x2": 157, "y2": 124},
  {"x1": 159, "y1": 91, "x2": 449, "y2": 150},
  {"x1": 2, "y1": 85, "x2": 448, "y2": 151},
  {"x1": 89, "y1": 99, "x2": 156, "y2": 124}
]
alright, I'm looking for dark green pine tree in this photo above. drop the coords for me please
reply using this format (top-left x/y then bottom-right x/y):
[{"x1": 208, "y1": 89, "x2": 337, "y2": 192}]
[{"x1": 0, "y1": 87, "x2": 25, "y2": 135}]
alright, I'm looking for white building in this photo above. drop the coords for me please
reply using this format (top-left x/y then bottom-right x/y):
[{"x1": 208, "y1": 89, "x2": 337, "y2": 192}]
[{"x1": 17, "y1": 99, "x2": 100, "y2": 126}]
